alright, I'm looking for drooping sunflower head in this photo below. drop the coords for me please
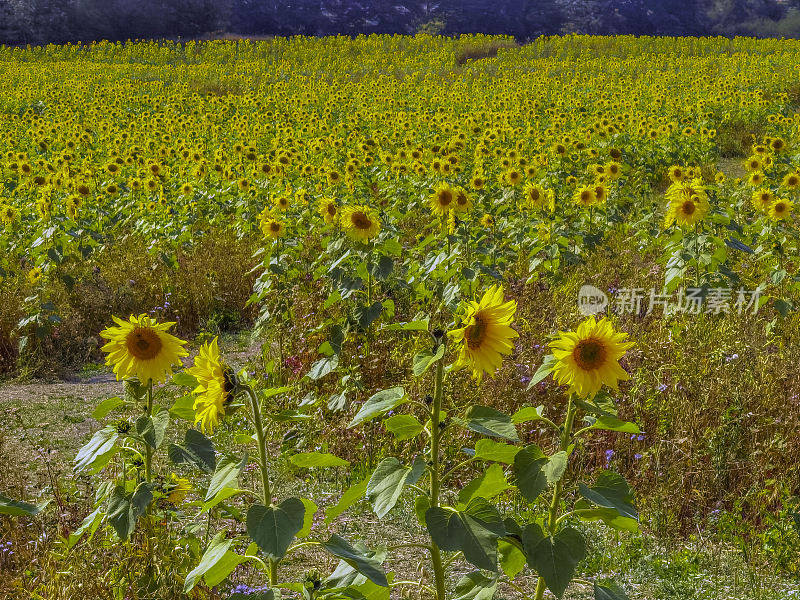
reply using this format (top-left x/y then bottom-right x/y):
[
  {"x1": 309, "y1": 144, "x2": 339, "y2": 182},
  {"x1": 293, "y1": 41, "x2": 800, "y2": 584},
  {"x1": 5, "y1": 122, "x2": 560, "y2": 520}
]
[
  {"x1": 431, "y1": 183, "x2": 455, "y2": 216},
  {"x1": 100, "y1": 314, "x2": 188, "y2": 384},
  {"x1": 549, "y1": 316, "x2": 634, "y2": 398},
  {"x1": 186, "y1": 337, "x2": 238, "y2": 434},
  {"x1": 449, "y1": 285, "x2": 518, "y2": 382},
  {"x1": 768, "y1": 198, "x2": 793, "y2": 221},
  {"x1": 340, "y1": 205, "x2": 381, "y2": 243}
]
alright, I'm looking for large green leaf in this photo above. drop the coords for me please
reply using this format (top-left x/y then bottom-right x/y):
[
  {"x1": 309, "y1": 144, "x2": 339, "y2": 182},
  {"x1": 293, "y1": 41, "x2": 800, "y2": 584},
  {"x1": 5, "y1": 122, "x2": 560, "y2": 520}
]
[
  {"x1": 425, "y1": 498, "x2": 505, "y2": 572},
  {"x1": 578, "y1": 471, "x2": 638, "y2": 521},
  {"x1": 0, "y1": 492, "x2": 42, "y2": 517},
  {"x1": 348, "y1": 387, "x2": 406, "y2": 427},
  {"x1": 246, "y1": 498, "x2": 306, "y2": 560},
  {"x1": 325, "y1": 478, "x2": 369, "y2": 525},
  {"x1": 206, "y1": 453, "x2": 248, "y2": 502},
  {"x1": 92, "y1": 396, "x2": 124, "y2": 420},
  {"x1": 106, "y1": 482, "x2": 152, "y2": 541},
  {"x1": 453, "y1": 572, "x2": 498, "y2": 600},
  {"x1": 511, "y1": 405, "x2": 546, "y2": 425},
  {"x1": 183, "y1": 531, "x2": 250, "y2": 592},
  {"x1": 136, "y1": 410, "x2": 170, "y2": 449},
  {"x1": 169, "y1": 394, "x2": 196, "y2": 421},
  {"x1": 462, "y1": 406, "x2": 519, "y2": 441},
  {"x1": 498, "y1": 539, "x2": 526, "y2": 580},
  {"x1": 168, "y1": 429, "x2": 216, "y2": 473},
  {"x1": 412, "y1": 344, "x2": 445, "y2": 377},
  {"x1": 322, "y1": 534, "x2": 388, "y2": 587},
  {"x1": 594, "y1": 581, "x2": 630, "y2": 600},
  {"x1": 290, "y1": 452, "x2": 349, "y2": 468},
  {"x1": 474, "y1": 439, "x2": 520, "y2": 464},
  {"x1": 513, "y1": 445, "x2": 567, "y2": 503},
  {"x1": 589, "y1": 416, "x2": 640, "y2": 434},
  {"x1": 458, "y1": 463, "x2": 511, "y2": 508},
  {"x1": 308, "y1": 355, "x2": 339, "y2": 380},
  {"x1": 297, "y1": 498, "x2": 318, "y2": 538},
  {"x1": 574, "y1": 501, "x2": 639, "y2": 533},
  {"x1": 526, "y1": 355, "x2": 556, "y2": 390},
  {"x1": 383, "y1": 414, "x2": 423, "y2": 441},
  {"x1": 367, "y1": 457, "x2": 414, "y2": 518},
  {"x1": 523, "y1": 524, "x2": 586, "y2": 599},
  {"x1": 74, "y1": 425, "x2": 118, "y2": 473}
]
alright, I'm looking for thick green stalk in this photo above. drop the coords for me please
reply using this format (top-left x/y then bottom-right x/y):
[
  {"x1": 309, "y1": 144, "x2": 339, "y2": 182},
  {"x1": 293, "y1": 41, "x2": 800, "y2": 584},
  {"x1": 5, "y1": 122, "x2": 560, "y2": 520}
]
[
  {"x1": 429, "y1": 353, "x2": 447, "y2": 600},
  {"x1": 144, "y1": 379, "x2": 154, "y2": 483},
  {"x1": 246, "y1": 386, "x2": 278, "y2": 585},
  {"x1": 533, "y1": 394, "x2": 577, "y2": 600}
]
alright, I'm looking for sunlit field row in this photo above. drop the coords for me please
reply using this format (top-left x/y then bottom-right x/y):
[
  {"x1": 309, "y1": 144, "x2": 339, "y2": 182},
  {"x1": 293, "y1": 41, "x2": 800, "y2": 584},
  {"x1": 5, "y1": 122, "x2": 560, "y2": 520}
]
[{"x1": 1, "y1": 35, "x2": 799, "y2": 600}]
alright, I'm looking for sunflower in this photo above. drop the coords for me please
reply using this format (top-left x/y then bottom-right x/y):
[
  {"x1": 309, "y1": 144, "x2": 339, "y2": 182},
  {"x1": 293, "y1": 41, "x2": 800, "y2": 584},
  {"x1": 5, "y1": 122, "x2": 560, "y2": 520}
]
[
  {"x1": 449, "y1": 285, "x2": 518, "y2": 382},
  {"x1": 663, "y1": 195, "x2": 707, "y2": 228},
  {"x1": 782, "y1": 172, "x2": 800, "y2": 191},
  {"x1": 573, "y1": 185, "x2": 597, "y2": 207},
  {"x1": 751, "y1": 188, "x2": 774, "y2": 212},
  {"x1": 744, "y1": 155, "x2": 763, "y2": 172},
  {"x1": 549, "y1": 316, "x2": 634, "y2": 398},
  {"x1": 27, "y1": 266, "x2": 43, "y2": 285},
  {"x1": 768, "y1": 198, "x2": 793, "y2": 221},
  {"x1": 523, "y1": 183, "x2": 546, "y2": 210},
  {"x1": 166, "y1": 474, "x2": 191, "y2": 504},
  {"x1": 1, "y1": 204, "x2": 18, "y2": 225},
  {"x1": 429, "y1": 183, "x2": 454, "y2": 215},
  {"x1": 318, "y1": 197, "x2": 339, "y2": 223},
  {"x1": 261, "y1": 217, "x2": 285, "y2": 239},
  {"x1": 341, "y1": 205, "x2": 380, "y2": 243},
  {"x1": 747, "y1": 171, "x2": 765, "y2": 186},
  {"x1": 186, "y1": 337, "x2": 236, "y2": 434},
  {"x1": 100, "y1": 314, "x2": 188, "y2": 384},
  {"x1": 480, "y1": 213, "x2": 494, "y2": 228},
  {"x1": 453, "y1": 187, "x2": 472, "y2": 213}
]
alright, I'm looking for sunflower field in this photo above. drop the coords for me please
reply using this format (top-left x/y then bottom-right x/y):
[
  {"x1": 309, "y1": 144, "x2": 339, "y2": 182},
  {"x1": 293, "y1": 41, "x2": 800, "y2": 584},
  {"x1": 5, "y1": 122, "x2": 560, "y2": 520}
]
[{"x1": 2, "y1": 34, "x2": 800, "y2": 600}]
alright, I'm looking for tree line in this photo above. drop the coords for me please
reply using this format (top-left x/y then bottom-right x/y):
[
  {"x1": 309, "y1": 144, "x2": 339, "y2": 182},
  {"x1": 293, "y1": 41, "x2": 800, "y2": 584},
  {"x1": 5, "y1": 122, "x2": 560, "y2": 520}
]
[{"x1": 1, "y1": 0, "x2": 799, "y2": 46}]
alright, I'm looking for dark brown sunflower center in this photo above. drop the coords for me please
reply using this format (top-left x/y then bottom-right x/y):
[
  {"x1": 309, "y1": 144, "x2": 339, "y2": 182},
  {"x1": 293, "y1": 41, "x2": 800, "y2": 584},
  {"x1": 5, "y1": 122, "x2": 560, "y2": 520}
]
[
  {"x1": 529, "y1": 189, "x2": 540, "y2": 201},
  {"x1": 270, "y1": 222, "x2": 280, "y2": 232},
  {"x1": 438, "y1": 191, "x2": 453, "y2": 206},
  {"x1": 572, "y1": 338, "x2": 607, "y2": 371},
  {"x1": 351, "y1": 211, "x2": 371, "y2": 230},
  {"x1": 126, "y1": 327, "x2": 163, "y2": 361},
  {"x1": 774, "y1": 202, "x2": 787, "y2": 214},
  {"x1": 681, "y1": 200, "x2": 696, "y2": 215},
  {"x1": 466, "y1": 314, "x2": 487, "y2": 349},
  {"x1": 326, "y1": 204, "x2": 337, "y2": 216}
]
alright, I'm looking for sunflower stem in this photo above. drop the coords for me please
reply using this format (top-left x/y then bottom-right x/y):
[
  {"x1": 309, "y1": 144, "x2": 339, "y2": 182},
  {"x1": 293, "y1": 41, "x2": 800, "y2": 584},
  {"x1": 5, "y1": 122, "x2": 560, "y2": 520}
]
[
  {"x1": 533, "y1": 393, "x2": 577, "y2": 600},
  {"x1": 245, "y1": 384, "x2": 279, "y2": 585},
  {"x1": 429, "y1": 349, "x2": 447, "y2": 600},
  {"x1": 144, "y1": 379, "x2": 153, "y2": 483}
]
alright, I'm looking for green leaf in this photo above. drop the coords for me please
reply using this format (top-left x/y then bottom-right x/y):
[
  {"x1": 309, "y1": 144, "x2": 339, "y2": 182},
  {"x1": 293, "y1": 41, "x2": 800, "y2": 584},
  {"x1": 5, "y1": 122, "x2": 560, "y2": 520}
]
[
  {"x1": 67, "y1": 507, "x2": 102, "y2": 548},
  {"x1": 578, "y1": 471, "x2": 638, "y2": 521},
  {"x1": 348, "y1": 387, "x2": 407, "y2": 427},
  {"x1": 322, "y1": 534, "x2": 389, "y2": 587},
  {"x1": 594, "y1": 581, "x2": 630, "y2": 600},
  {"x1": 366, "y1": 457, "x2": 413, "y2": 518},
  {"x1": 172, "y1": 372, "x2": 199, "y2": 388},
  {"x1": 590, "y1": 416, "x2": 640, "y2": 434},
  {"x1": 513, "y1": 445, "x2": 567, "y2": 503},
  {"x1": 107, "y1": 483, "x2": 152, "y2": 541},
  {"x1": 136, "y1": 410, "x2": 169, "y2": 449},
  {"x1": 356, "y1": 301, "x2": 383, "y2": 329},
  {"x1": 297, "y1": 498, "x2": 317, "y2": 538},
  {"x1": 425, "y1": 498, "x2": 505, "y2": 572},
  {"x1": 412, "y1": 344, "x2": 445, "y2": 376},
  {"x1": 574, "y1": 503, "x2": 640, "y2": 533},
  {"x1": 523, "y1": 525, "x2": 586, "y2": 599},
  {"x1": 184, "y1": 531, "x2": 245, "y2": 593},
  {"x1": 414, "y1": 495, "x2": 431, "y2": 526},
  {"x1": 383, "y1": 414, "x2": 423, "y2": 441},
  {"x1": 511, "y1": 405, "x2": 546, "y2": 425},
  {"x1": 169, "y1": 394, "x2": 196, "y2": 421},
  {"x1": 168, "y1": 429, "x2": 216, "y2": 473},
  {"x1": 0, "y1": 492, "x2": 42, "y2": 517},
  {"x1": 325, "y1": 478, "x2": 369, "y2": 525},
  {"x1": 92, "y1": 397, "x2": 124, "y2": 420},
  {"x1": 382, "y1": 319, "x2": 429, "y2": 332},
  {"x1": 74, "y1": 425, "x2": 118, "y2": 473},
  {"x1": 290, "y1": 452, "x2": 349, "y2": 468},
  {"x1": 246, "y1": 498, "x2": 306, "y2": 560},
  {"x1": 498, "y1": 539, "x2": 526, "y2": 580},
  {"x1": 325, "y1": 543, "x2": 387, "y2": 589},
  {"x1": 453, "y1": 572, "x2": 498, "y2": 600},
  {"x1": 462, "y1": 406, "x2": 519, "y2": 442},
  {"x1": 575, "y1": 393, "x2": 618, "y2": 419},
  {"x1": 308, "y1": 355, "x2": 339, "y2": 380},
  {"x1": 474, "y1": 439, "x2": 521, "y2": 464},
  {"x1": 458, "y1": 463, "x2": 511, "y2": 508},
  {"x1": 206, "y1": 454, "x2": 248, "y2": 502},
  {"x1": 526, "y1": 355, "x2": 556, "y2": 390},
  {"x1": 200, "y1": 487, "x2": 245, "y2": 513}
]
